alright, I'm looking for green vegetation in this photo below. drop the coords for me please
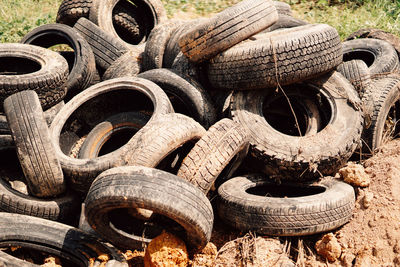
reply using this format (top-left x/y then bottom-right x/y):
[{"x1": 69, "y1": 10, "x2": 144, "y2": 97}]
[{"x1": 0, "y1": 0, "x2": 398, "y2": 43}]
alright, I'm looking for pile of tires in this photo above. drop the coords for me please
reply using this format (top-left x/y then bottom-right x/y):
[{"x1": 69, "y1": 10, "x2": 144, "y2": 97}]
[{"x1": 0, "y1": 0, "x2": 399, "y2": 264}]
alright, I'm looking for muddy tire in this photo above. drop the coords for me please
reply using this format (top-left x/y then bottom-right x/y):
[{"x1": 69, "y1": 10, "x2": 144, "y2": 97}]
[
  {"x1": 50, "y1": 77, "x2": 173, "y2": 193},
  {"x1": 207, "y1": 24, "x2": 342, "y2": 90},
  {"x1": 21, "y1": 23, "x2": 96, "y2": 98},
  {"x1": 230, "y1": 71, "x2": 363, "y2": 180},
  {"x1": 138, "y1": 68, "x2": 217, "y2": 128},
  {"x1": 56, "y1": 0, "x2": 92, "y2": 26},
  {"x1": 89, "y1": 0, "x2": 167, "y2": 47},
  {"x1": 179, "y1": 0, "x2": 278, "y2": 63},
  {"x1": 78, "y1": 112, "x2": 150, "y2": 159},
  {"x1": 0, "y1": 213, "x2": 127, "y2": 266},
  {"x1": 217, "y1": 175, "x2": 355, "y2": 236},
  {"x1": 123, "y1": 113, "x2": 206, "y2": 168},
  {"x1": 84, "y1": 166, "x2": 213, "y2": 252},
  {"x1": 342, "y1": 38, "x2": 399, "y2": 75},
  {"x1": 4, "y1": 91, "x2": 66, "y2": 197},
  {"x1": 102, "y1": 46, "x2": 144, "y2": 80},
  {"x1": 73, "y1": 17, "x2": 129, "y2": 71},
  {"x1": 177, "y1": 119, "x2": 249, "y2": 194},
  {"x1": 337, "y1": 60, "x2": 371, "y2": 98},
  {"x1": 0, "y1": 43, "x2": 68, "y2": 109}
]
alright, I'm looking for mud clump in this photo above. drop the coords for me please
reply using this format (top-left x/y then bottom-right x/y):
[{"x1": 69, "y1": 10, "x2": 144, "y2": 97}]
[
  {"x1": 339, "y1": 162, "x2": 370, "y2": 187},
  {"x1": 315, "y1": 233, "x2": 342, "y2": 262}
]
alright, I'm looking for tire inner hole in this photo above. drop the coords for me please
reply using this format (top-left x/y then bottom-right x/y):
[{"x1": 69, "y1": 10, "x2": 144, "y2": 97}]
[
  {"x1": 0, "y1": 57, "x2": 41, "y2": 75},
  {"x1": 246, "y1": 184, "x2": 326, "y2": 198},
  {"x1": 98, "y1": 127, "x2": 138, "y2": 156},
  {"x1": 343, "y1": 50, "x2": 375, "y2": 67}
]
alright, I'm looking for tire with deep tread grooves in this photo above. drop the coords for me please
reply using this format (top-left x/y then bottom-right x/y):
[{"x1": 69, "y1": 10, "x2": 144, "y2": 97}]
[
  {"x1": 177, "y1": 119, "x2": 249, "y2": 194},
  {"x1": 50, "y1": 77, "x2": 173, "y2": 193},
  {"x1": 207, "y1": 24, "x2": 342, "y2": 90},
  {"x1": 74, "y1": 18, "x2": 129, "y2": 71},
  {"x1": 4, "y1": 91, "x2": 66, "y2": 197},
  {"x1": 56, "y1": 0, "x2": 92, "y2": 26},
  {"x1": 102, "y1": 46, "x2": 144, "y2": 80},
  {"x1": 138, "y1": 68, "x2": 217, "y2": 128},
  {"x1": 0, "y1": 213, "x2": 127, "y2": 266},
  {"x1": 342, "y1": 38, "x2": 399, "y2": 75},
  {"x1": 337, "y1": 59, "x2": 371, "y2": 98},
  {"x1": 0, "y1": 43, "x2": 68, "y2": 110},
  {"x1": 84, "y1": 166, "x2": 213, "y2": 252},
  {"x1": 179, "y1": 0, "x2": 278, "y2": 63},
  {"x1": 217, "y1": 175, "x2": 355, "y2": 236},
  {"x1": 230, "y1": 71, "x2": 363, "y2": 180},
  {"x1": 20, "y1": 23, "x2": 96, "y2": 98}
]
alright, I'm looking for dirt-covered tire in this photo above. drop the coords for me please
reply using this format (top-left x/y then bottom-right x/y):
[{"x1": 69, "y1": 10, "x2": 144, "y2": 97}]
[
  {"x1": 138, "y1": 68, "x2": 217, "y2": 128},
  {"x1": 230, "y1": 71, "x2": 363, "y2": 180},
  {"x1": 50, "y1": 77, "x2": 173, "y2": 193},
  {"x1": 0, "y1": 213, "x2": 127, "y2": 266},
  {"x1": 163, "y1": 24, "x2": 190, "y2": 69},
  {"x1": 342, "y1": 38, "x2": 399, "y2": 75},
  {"x1": 123, "y1": 113, "x2": 206, "y2": 168},
  {"x1": 0, "y1": 43, "x2": 68, "y2": 109},
  {"x1": 337, "y1": 59, "x2": 371, "y2": 98},
  {"x1": 78, "y1": 112, "x2": 150, "y2": 159},
  {"x1": 20, "y1": 23, "x2": 96, "y2": 98},
  {"x1": 4, "y1": 91, "x2": 66, "y2": 197},
  {"x1": 102, "y1": 46, "x2": 144, "y2": 80},
  {"x1": 73, "y1": 17, "x2": 129, "y2": 71},
  {"x1": 207, "y1": 24, "x2": 342, "y2": 90},
  {"x1": 84, "y1": 166, "x2": 213, "y2": 252},
  {"x1": 217, "y1": 175, "x2": 355, "y2": 236},
  {"x1": 261, "y1": 15, "x2": 307, "y2": 33},
  {"x1": 56, "y1": 0, "x2": 92, "y2": 26},
  {"x1": 177, "y1": 119, "x2": 249, "y2": 194},
  {"x1": 361, "y1": 75, "x2": 400, "y2": 155},
  {"x1": 112, "y1": 3, "x2": 144, "y2": 45},
  {"x1": 179, "y1": 0, "x2": 278, "y2": 63},
  {"x1": 89, "y1": 0, "x2": 167, "y2": 47},
  {"x1": 346, "y1": 28, "x2": 400, "y2": 58},
  {"x1": 273, "y1": 1, "x2": 292, "y2": 16}
]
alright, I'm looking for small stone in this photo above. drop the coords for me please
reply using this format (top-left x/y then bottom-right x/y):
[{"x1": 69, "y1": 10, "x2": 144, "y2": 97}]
[
  {"x1": 339, "y1": 162, "x2": 371, "y2": 187},
  {"x1": 341, "y1": 252, "x2": 356, "y2": 267},
  {"x1": 315, "y1": 233, "x2": 342, "y2": 262},
  {"x1": 354, "y1": 247, "x2": 371, "y2": 267},
  {"x1": 363, "y1": 192, "x2": 374, "y2": 208}
]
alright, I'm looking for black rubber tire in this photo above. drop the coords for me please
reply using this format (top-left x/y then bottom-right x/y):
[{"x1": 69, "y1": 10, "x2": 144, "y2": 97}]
[
  {"x1": 112, "y1": 3, "x2": 144, "y2": 45},
  {"x1": 102, "y1": 45, "x2": 144, "y2": 80},
  {"x1": 84, "y1": 166, "x2": 213, "y2": 252},
  {"x1": 78, "y1": 111, "x2": 150, "y2": 159},
  {"x1": 123, "y1": 113, "x2": 206, "y2": 168},
  {"x1": 171, "y1": 52, "x2": 205, "y2": 84},
  {"x1": 0, "y1": 213, "x2": 127, "y2": 266},
  {"x1": 142, "y1": 21, "x2": 183, "y2": 71},
  {"x1": 361, "y1": 75, "x2": 400, "y2": 155},
  {"x1": 217, "y1": 175, "x2": 355, "y2": 236},
  {"x1": 138, "y1": 68, "x2": 217, "y2": 128},
  {"x1": 261, "y1": 15, "x2": 307, "y2": 33},
  {"x1": 50, "y1": 77, "x2": 173, "y2": 193},
  {"x1": 20, "y1": 23, "x2": 96, "y2": 98},
  {"x1": 273, "y1": 1, "x2": 292, "y2": 16},
  {"x1": 230, "y1": 71, "x2": 363, "y2": 180},
  {"x1": 56, "y1": 0, "x2": 92, "y2": 26},
  {"x1": 346, "y1": 28, "x2": 400, "y2": 58},
  {"x1": 342, "y1": 38, "x2": 399, "y2": 75},
  {"x1": 177, "y1": 119, "x2": 249, "y2": 194},
  {"x1": 89, "y1": 0, "x2": 167, "y2": 47},
  {"x1": 179, "y1": 0, "x2": 278, "y2": 63},
  {"x1": 207, "y1": 24, "x2": 342, "y2": 90},
  {"x1": 0, "y1": 43, "x2": 68, "y2": 110},
  {"x1": 337, "y1": 59, "x2": 371, "y2": 98},
  {"x1": 4, "y1": 91, "x2": 66, "y2": 198},
  {"x1": 73, "y1": 17, "x2": 129, "y2": 71}
]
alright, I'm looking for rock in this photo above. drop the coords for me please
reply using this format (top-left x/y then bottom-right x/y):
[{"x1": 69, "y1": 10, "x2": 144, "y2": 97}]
[
  {"x1": 341, "y1": 252, "x2": 356, "y2": 267},
  {"x1": 354, "y1": 247, "x2": 371, "y2": 267},
  {"x1": 363, "y1": 191, "x2": 374, "y2": 208},
  {"x1": 192, "y1": 242, "x2": 218, "y2": 267},
  {"x1": 42, "y1": 257, "x2": 62, "y2": 267},
  {"x1": 315, "y1": 233, "x2": 342, "y2": 262},
  {"x1": 144, "y1": 232, "x2": 188, "y2": 267},
  {"x1": 9, "y1": 180, "x2": 28, "y2": 194},
  {"x1": 339, "y1": 162, "x2": 371, "y2": 187}
]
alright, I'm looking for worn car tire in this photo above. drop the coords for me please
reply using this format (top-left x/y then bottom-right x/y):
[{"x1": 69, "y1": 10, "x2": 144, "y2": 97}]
[
  {"x1": 21, "y1": 23, "x2": 96, "y2": 98},
  {"x1": 102, "y1": 46, "x2": 144, "y2": 80},
  {"x1": 177, "y1": 119, "x2": 249, "y2": 194},
  {"x1": 138, "y1": 68, "x2": 217, "y2": 128},
  {"x1": 84, "y1": 166, "x2": 213, "y2": 252},
  {"x1": 4, "y1": 91, "x2": 66, "y2": 197},
  {"x1": 337, "y1": 59, "x2": 371, "y2": 98},
  {"x1": 56, "y1": 0, "x2": 92, "y2": 26},
  {"x1": 207, "y1": 24, "x2": 342, "y2": 90},
  {"x1": 230, "y1": 71, "x2": 363, "y2": 180},
  {"x1": 217, "y1": 175, "x2": 355, "y2": 236}
]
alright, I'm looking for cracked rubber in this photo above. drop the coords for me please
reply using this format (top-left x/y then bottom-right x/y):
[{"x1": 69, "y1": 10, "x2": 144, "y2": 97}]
[
  {"x1": 230, "y1": 71, "x2": 363, "y2": 180},
  {"x1": 84, "y1": 166, "x2": 213, "y2": 252},
  {"x1": 337, "y1": 59, "x2": 371, "y2": 98},
  {"x1": 217, "y1": 175, "x2": 355, "y2": 236},
  {"x1": 4, "y1": 91, "x2": 66, "y2": 197},
  {"x1": 177, "y1": 119, "x2": 249, "y2": 194},
  {"x1": 179, "y1": 0, "x2": 278, "y2": 63},
  {"x1": 207, "y1": 23, "x2": 342, "y2": 90}
]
